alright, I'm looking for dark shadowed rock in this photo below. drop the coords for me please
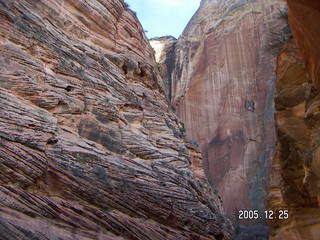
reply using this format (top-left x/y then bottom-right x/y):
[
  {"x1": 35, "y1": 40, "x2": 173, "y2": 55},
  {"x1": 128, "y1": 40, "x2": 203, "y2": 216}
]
[{"x1": 267, "y1": 0, "x2": 320, "y2": 238}]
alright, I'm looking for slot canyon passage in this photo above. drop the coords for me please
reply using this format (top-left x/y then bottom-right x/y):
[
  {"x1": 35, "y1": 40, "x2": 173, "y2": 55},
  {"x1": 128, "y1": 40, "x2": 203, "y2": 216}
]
[{"x1": 0, "y1": 0, "x2": 319, "y2": 240}]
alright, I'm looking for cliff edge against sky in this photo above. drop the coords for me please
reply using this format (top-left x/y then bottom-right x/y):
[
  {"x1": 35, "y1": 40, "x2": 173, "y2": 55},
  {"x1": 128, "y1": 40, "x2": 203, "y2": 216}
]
[
  {"x1": 0, "y1": 0, "x2": 233, "y2": 239},
  {"x1": 1, "y1": 0, "x2": 320, "y2": 239},
  {"x1": 151, "y1": 0, "x2": 290, "y2": 218},
  {"x1": 151, "y1": 0, "x2": 320, "y2": 239}
]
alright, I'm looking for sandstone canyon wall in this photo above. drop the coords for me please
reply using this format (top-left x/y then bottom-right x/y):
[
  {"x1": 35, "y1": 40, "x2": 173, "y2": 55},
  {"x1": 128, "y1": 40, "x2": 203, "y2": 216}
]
[
  {"x1": 152, "y1": 0, "x2": 320, "y2": 239},
  {"x1": 267, "y1": 0, "x2": 320, "y2": 239},
  {"x1": 0, "y1": 0, "x2": 234, "y2": 239},
  {"x1": 152, "y1": 0, "x2": 291, "y2": 218}
]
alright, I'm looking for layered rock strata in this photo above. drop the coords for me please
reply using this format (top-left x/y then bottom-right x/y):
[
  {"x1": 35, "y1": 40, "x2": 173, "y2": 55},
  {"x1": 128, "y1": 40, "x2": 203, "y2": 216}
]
[
  {"x1": 153, "y1": 0, "x2": 290, "y2": 218},
  {"x1": 267, "y1": 0, "x2": 320, "y2": 239},
  {"x1": 0, "y1": 0, "x2": 233, "y2": 239}
]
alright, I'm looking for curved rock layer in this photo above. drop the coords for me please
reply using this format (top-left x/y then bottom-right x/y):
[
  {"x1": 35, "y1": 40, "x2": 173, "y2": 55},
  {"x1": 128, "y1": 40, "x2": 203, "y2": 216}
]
[
  {"x1": 153, "y1": 0, "x2": 290, "y2": 217},
  {"x1": 0, "y1": 0, "x2": 233, "y2": 239},
  {"x1": 268, "y1": 0, "x2": 320, "y2": 239}
]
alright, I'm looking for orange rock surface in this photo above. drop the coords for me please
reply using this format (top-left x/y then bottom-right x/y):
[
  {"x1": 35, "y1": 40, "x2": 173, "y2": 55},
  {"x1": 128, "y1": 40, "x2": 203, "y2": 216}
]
[{"x1": 267, "y1": 0, "x2": 320, "y2": 239}]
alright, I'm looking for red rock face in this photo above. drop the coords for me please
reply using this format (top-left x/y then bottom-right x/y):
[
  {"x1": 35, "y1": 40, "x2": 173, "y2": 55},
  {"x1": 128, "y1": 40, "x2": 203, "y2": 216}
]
[
  {"x1": 267, "y1": 1, "x2": 320, "y2": 239},
  {"x1": 153, "y1": 0, "x2": 290, "y2": 218},
  {"x1": 0, "y1": 0, "x2": 233, "y2": 239},
  {"x1": 287, "y1": 0, "x2": 320, "y2": 87}
]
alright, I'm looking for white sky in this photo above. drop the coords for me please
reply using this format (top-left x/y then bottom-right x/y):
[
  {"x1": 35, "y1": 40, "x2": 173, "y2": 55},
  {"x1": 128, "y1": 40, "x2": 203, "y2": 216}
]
[{"x1": 125, "y1": 0, "x2": 201, "y2": 38}]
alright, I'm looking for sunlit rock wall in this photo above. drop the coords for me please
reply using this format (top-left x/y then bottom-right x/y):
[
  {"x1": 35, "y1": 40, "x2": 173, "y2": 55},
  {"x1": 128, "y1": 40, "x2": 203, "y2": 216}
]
[{"x1": 153, "y1": 0, "x2": 290, "y2": 217}]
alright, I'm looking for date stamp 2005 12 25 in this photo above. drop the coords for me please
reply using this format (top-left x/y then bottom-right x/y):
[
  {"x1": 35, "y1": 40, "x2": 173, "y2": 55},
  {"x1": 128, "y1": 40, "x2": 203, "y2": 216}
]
[{"x1": 237, "y1": 210, "x2": 289, "y2": 220}]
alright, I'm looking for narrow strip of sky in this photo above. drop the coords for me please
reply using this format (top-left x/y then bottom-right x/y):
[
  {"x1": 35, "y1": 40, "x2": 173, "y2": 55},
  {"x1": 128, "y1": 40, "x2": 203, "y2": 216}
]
[{"x1": 125, "y1": 0, "x2": 200, "y2": 39}]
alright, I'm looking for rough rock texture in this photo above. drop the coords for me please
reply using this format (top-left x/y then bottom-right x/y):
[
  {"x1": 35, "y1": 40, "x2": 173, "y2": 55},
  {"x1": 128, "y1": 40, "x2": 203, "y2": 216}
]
[
  {"x1": 268, "y1": 38, "x2": 320, "y2": 240},
  {"x1": 153, "y1": 0, "x2": 290, "y2": 217},
  {"x1": 150, "y1": 36, "x2": 177, "y2": 101},
  {"x1": 267, "y1": 1, "x2": 320, "y2": 239},
  {"x1": 286, "y1": 0, "x2": 320, "y2": 88},
  {"x1": 0, "y1": 0, "x2": 233, "y2": 239}
]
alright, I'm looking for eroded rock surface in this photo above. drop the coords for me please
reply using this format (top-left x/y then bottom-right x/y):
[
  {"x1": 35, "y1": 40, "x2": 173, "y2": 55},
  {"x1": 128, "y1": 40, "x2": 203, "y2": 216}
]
[
  {"x1": 0, "y1": 0, "x2": 233, "y2": 239},
  {"x1": 150, "y1": 36, "x2": 177, "y2": 101},
  {"x1": 267, "y1": 0, "x2": 320, "y2": 239},
  {"x1": 153, "y1": 0, "x2": 290, "y2": 218},
  {"x1": 267, "y1": 38, "x2": 320, "y2": 240}
]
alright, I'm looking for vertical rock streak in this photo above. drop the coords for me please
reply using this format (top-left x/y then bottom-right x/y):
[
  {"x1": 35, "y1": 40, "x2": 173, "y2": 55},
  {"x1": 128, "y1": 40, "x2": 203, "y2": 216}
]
[{"x1": 153, "y1": 0, "x2": 289, "y2": 218}]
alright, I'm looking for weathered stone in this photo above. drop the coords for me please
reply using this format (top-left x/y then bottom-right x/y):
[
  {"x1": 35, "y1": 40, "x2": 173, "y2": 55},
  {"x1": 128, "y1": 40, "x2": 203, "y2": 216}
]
[
  {"x1": 0, "y1": 0, "x2": 233, "y2": 239},
  {"x1": 267, "y1": 0, "x2": 320, "y2": 238},
  {"x1": 153, "y1": 0, "x2": 290, "y2": 219}
]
